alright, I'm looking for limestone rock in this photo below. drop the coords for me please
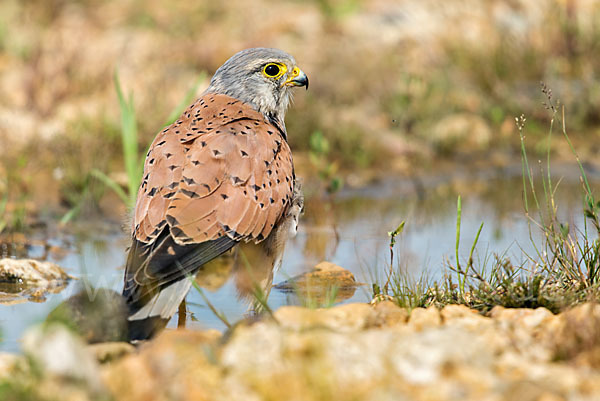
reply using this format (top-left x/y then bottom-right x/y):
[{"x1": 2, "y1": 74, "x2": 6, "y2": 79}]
[
  {"x1": 366, "y1": 300, "x2": 409, "y2": 327},
  {"x1": 97, "y1": 303, "x2": 600, "y2": 400},
  {"x1": 0, "y1": 258, "x2": 73, "y2": 303},
  {"x1": 103, "y1": 329, "x2": 223, "y2": 401},
  {"x1": 22, "y1": 324, "x2": 104, "y2": 392},
  {"x1": 88, "y1": 342, "x2": 135, "y2": 364},
  {"x1": 408, "y1": 306, "x2": 441, "y2": 330},
  {"x1": 552, "y1": 303, "x2": 600, "y2": 368},
  {"x1": 491, "y1": 306, "x2": 559, "y2": 354},
  {"x1": 0, "y1": 352, "x2": 21, "y2": 379},
  {"x1": 0, "y1": 258, "x2": 72, "y2": 285},
  {"x1": 274, "y1": 303, "x2": 373, "y2": 332},
  {"x1": 274, "y1": 261, "x2": 361, "y2": 304},
  {"x1": 490, "y1": 305, "x2": 555, "y2": 329},
  {"x1": 441, "y1": 304, "x2": 478, "y2": 320},
  {"x1": 441, "y1": 304, "x2": 490, "y2": 330}
]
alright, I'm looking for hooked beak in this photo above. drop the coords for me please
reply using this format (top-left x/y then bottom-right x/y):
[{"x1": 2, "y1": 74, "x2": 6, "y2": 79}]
[{"x1": 284, "y1": 67, "x2": 309, "y2": 90}]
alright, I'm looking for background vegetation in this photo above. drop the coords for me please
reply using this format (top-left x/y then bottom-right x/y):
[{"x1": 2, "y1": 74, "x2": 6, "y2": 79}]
[{"x1": 1, "y1": 0, "x2": 600, "y2": 227}]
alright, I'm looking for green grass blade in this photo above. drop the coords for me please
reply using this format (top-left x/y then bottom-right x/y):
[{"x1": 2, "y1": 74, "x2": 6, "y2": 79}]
[
  {"x1": 237, "y1": 248, "x2": 279, "y2": 321},
  {"x1": 114, "y1": 70, "x2": 140, "y2": 207},
  {"x1": 455, "y1": 195, "x2": 462, "y2": 271},
  {"x1": 60, "y1": 203, "x2": 82, "y2": 226},
  {"x1": 0, "y1": 193, "x2": 7, "y2": 233},
  {"x1": 189, "y1": 276, "x2": 231, "y2": 328},
  {"x1": 560, "y1": 106, "x2": 593, "y2": 196},
  {"x1": 467, "y1": 222, "x2": 484, "y2": 271},
  {"x1": 91, "y1": 169, "x2": 130, "y2": 205},
  {"x1": 324, "y1": 284, "x2": 339, "y2": 308},
  {"x1": 60, "y1": 185, "x2": 90, "y2": 225}
]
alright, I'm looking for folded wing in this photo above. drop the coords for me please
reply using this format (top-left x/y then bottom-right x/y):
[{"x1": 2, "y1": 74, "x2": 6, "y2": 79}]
[{"x1": 123, "y1": 93, "x2": 295, "y2": 332}]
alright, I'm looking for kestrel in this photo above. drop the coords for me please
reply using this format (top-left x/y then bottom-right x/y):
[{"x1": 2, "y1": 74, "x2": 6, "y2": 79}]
[{"x1": 122, "y1": 48, "x2": 308, "y2": 341}]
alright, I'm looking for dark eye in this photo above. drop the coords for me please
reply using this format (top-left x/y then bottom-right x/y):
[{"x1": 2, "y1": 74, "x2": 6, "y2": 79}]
[{"x1": 264, "y1": 63, "x2": 280, "y2": 77}]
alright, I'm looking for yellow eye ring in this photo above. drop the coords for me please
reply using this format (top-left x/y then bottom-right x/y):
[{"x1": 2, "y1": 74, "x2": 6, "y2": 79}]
[{"x1": 262, "y1": 63, "x2": 286, "y2": 79}]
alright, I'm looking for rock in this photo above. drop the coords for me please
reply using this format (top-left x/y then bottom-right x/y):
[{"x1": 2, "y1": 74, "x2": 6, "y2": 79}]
[
  {"x1": 0, "y1": 258, "x2": 72, "y2": 285},
  {"x1": 366, "y1": 300, "x2": 409, "y2": 327},
  {"x1": 490, "y1": 306, "x2": 555, "y2": 329},
  {"x1": 103, "y1": 330, "x2": 223, "y2": 401},
  {"x1": 408, "y1": 306, "x2": 441, "y2": 330},
  {"x1": 46, "y1": 287, "x2": 129, "y2": 343},
  {"x1": 440, "y1": 304, "x2": 490, "y2": 330},
  {"x1": 88, "y1": 342, "x2": 135, "y2": 363},
  {"x1": 221, "y1": 319, "x2": 494, "y2": 397},
  {"x1": 0, "y1": 258, "x2": 73, "y2": 303},
  {"x1": 552, "y1": 303, "x2": 600, "y2": 368},
  {"x1": 96, "y1": 303, "x2": 600, "y2": 400},
  {"x1": 274, "y1": 302, "x2": 410, "y2": 332},
  {"x1": 0, "y1": 352, "x2": 21, "y2": 379},
  {"x1": 277, "y1": 261, "x2": 358, "y2": 287},
  {"x1": 440, "y1": 304, "x2": 478, "y2": 320},
  {"x1": 274, "y1": 303, "x2": 373, "y2": 332},
  {"x1": 274, "y1": 261, "x2": 361, "y2": 305},
  {"x1": 489, "y1": 306, "x2": 561, "y2": 363},
  {"x1": 22, "y1": 323, "x2": 104, "y2": 392},
  {"x1": 490, "y1": 306, "x2": 558, "y2": 338}
]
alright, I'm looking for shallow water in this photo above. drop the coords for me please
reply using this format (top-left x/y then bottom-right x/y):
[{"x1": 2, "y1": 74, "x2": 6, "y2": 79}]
[{"x1": 1, "y1": 162, "x2": 598, "y2": 351}]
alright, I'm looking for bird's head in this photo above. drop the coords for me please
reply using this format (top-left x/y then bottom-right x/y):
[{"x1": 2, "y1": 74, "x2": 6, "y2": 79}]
[{"x1": 205, "y1": 48, "x2": 308, "y2": 124}]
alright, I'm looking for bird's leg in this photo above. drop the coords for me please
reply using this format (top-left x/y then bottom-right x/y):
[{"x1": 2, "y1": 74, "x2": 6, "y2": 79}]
[{"x1": 177, "y1": 299, "x2": 187, "y2": 328}]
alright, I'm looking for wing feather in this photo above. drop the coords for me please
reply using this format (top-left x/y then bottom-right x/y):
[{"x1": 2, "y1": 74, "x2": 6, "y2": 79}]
[{"x1": 166, "y1": 99, "x2": 293, "y2": 244}]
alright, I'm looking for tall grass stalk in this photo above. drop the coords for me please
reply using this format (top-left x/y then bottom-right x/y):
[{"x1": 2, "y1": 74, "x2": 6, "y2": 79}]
[
  {"x1": 88, "y1": 72, "x2": 141, "y2": 209},
  {"x1": 86, "y1": 71, "x2": 206, "y2": 212},
  {"x1": 451, "y1": 196, "x2": 484, "y2": 295},
  {"x1": 189, "y1": 276, "x2": 231, "y2": 329},
  {"x1": 383, "y1": 221, "x2": 405, "y2": 293},
  {"x1": 115, "y1": 71, "x2": 141, "y2": 207},
  {"x1": 0, "y1": 192, "x2": 7, "y2": 234},
  {"x1": 454, "y1": 196, "x2": 463, "y2": 292},
  {"x1": 377, "y1": 84, "x2": 600, "y2": 312},
  {"x1": 517, "y1": 84, "x2": 600, "y2": 294}
]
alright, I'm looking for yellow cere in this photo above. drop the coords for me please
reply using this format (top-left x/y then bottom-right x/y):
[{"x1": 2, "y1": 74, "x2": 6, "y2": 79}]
[{"x1": 262, "y1": 62, "x2": 287, "y2": 79}]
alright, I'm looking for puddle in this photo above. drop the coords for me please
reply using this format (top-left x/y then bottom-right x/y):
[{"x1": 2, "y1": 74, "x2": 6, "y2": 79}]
[{"x1": 0, "y1": 163, "x2": 598, "y2": 351}]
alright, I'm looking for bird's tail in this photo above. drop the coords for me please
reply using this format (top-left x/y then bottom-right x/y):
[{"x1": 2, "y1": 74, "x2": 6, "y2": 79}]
[
  {"x1": 125, "y1": 277, "x2": 193, "y2": 342},
  {"x1": 122, "y1": 229, "x2": 236, "y2": 342}
]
